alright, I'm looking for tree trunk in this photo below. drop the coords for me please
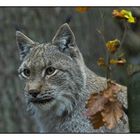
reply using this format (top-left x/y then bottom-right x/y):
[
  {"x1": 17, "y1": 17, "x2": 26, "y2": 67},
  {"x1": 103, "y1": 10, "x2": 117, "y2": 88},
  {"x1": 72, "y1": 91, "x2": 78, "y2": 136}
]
[{"x1": 128, "y1": 65, "x2": 140, "y2": 133}]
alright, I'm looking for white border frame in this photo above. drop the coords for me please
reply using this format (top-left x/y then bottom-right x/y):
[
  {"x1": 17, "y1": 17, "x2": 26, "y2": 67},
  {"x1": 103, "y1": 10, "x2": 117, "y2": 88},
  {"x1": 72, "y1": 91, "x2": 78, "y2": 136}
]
[{"x1": 0, "y1": 0, "x2": 140, "y2": 6}]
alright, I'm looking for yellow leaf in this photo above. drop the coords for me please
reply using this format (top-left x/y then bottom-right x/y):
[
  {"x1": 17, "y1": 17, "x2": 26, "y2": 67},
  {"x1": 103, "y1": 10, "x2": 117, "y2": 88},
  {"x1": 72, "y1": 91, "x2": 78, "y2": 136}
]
[
  {"x1": 97, "y1": 57, "x2": 106, "y2": 67},
  {"x1": 121, "y1": 9, "x2": 136, "y2": 23},
  {"x1": 128, "y1": 17, "x2": 135, "y2": 23},
  {"x1": 106, "y1": 39, "x2": 120, "y2": 54},
  {"x1": 75, "y1": 7, "x2": 90, "y2": 13},
  {"x1": 112, "y1": 9, "x2": 136, "y2": 24},
  {"x1": 110, "y1": 58, "x2": 126, "y2": 65},
  {"x1": 110, "y1": 59, "x2": 118, "y2": 64},
  {"x1": 112, "y1": 9, "x2": 124, "y2": 18},
  {"x1": 116, "y1": 58, "x2": 127, "y2": 65}
]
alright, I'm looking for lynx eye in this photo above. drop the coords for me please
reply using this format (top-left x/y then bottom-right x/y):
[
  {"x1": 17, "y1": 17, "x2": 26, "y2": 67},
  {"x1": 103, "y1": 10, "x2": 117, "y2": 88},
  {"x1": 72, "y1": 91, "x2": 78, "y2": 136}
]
[
  {"x1": 21, "y1": 68, "x2": 30, "y2": 78},
  {"x1": 45, "y1": 67, "x2": 56, "y2": 76}
]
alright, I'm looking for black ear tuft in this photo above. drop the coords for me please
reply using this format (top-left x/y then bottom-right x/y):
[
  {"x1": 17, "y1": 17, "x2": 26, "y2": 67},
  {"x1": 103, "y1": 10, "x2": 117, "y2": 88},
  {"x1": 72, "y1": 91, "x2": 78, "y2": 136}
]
[
  {"x1": 16, "y1": 31, "x2": 35, "y2": 61},
  {"x1": 52, "y1": 23, "x2": 76, "y2": 52}
]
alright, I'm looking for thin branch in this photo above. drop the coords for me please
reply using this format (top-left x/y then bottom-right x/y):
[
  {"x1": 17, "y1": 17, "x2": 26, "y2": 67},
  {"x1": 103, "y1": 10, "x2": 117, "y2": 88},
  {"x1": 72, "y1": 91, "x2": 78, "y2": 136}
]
[
  {"x1": 97, "y1": 29, "x2": 106, "y2": 45},
  {"x1": 106, "y1": 53, "x2": 111, "y2": 80},
  {"x1": 97, "y1": 9, "x2": 111, "y2": 80},
  {"x1": 120, "y1": 22, "x2": 128, "y2": 48}
]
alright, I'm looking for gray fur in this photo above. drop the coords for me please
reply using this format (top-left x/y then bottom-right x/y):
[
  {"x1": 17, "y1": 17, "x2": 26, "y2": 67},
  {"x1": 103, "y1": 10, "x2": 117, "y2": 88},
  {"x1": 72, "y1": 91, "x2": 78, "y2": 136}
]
[{"x1": 17, "y1": 23, "x2": 129, "y2": 133}]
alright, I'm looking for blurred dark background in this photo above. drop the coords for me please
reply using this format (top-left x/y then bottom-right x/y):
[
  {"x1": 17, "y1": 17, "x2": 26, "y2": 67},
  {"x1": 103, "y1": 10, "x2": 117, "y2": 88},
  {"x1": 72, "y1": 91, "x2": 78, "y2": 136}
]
[{"x1": 0, "y1": 7, "x2": 140, "y2": 133}]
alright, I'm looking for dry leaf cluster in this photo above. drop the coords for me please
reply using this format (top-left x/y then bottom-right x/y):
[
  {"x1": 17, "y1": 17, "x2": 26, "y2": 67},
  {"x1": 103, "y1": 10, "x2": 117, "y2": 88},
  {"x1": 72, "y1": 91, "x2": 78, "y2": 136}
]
[
  {"x1": 85, "y1": 80, "x2": 124, "y2": 129},
  {"x1": 97, "y1": 39, "x2": 126, "y2": 67},
  {"x1": 112, "y1": 9, "x2": 136, "y2": 23}
]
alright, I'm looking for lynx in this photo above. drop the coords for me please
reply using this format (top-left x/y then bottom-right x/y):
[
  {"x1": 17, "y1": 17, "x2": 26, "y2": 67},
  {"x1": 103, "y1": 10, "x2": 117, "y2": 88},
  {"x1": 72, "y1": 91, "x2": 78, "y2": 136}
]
[{"x1": 16, "y1": 23, "x2": 129, "y2": 133}]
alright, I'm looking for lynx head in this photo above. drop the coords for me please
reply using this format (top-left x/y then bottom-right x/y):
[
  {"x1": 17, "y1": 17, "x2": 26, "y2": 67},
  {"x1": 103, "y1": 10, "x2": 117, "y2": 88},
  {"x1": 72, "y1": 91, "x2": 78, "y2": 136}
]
[{"x1": 17, "y1": 23, "x2": 86, "y2": 117}]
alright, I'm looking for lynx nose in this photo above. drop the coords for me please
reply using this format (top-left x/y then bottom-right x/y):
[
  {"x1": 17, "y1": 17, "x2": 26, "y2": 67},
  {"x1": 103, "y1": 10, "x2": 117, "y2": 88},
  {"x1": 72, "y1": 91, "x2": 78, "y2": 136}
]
[{"x1": 29, "y1": 89, "x2": 40, "y2": 98}]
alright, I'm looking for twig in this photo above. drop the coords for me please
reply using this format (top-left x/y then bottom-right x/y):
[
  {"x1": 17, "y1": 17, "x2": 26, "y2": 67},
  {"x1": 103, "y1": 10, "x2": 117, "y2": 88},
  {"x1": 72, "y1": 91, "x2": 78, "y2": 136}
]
[
  {"x1": 120, "y1": 22, "x2": 128, "y2": 48},
  {"x1": 97, "y1": 9, "x2": 112, "y2": 80},
  {"x1": 97, "y1": 29, "x2": 106, "y2": 45},
  {"x1": 106, "y1": 54, "x2": 111, "y2": 80}
]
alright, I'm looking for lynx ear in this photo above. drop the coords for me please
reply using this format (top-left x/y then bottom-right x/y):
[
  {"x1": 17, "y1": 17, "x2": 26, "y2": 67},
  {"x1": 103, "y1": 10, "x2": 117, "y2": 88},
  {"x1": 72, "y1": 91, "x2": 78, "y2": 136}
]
[
  {"x1": 16, "y1": 31, "x2": 35, "y2": 61},
  {"x1": 52, "y1": 23, "x2": 76, "y2": 52}
]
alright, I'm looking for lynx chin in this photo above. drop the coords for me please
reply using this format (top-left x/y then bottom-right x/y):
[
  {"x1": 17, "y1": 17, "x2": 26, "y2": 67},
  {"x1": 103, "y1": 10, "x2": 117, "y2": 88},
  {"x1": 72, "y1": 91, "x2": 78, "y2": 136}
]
[{"x1": 16, "y1": 23, "x2": 129, "y2": 133}]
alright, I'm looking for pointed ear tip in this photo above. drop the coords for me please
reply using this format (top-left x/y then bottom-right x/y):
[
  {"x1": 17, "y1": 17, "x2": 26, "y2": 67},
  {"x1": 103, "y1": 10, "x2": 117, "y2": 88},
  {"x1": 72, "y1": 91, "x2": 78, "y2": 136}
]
[
  {"x1": 61, "y1": 23, "x2": 70, "y2": 29},
  {"x1": 63, "y1": 23, "x2": 69, "y2": 26}
]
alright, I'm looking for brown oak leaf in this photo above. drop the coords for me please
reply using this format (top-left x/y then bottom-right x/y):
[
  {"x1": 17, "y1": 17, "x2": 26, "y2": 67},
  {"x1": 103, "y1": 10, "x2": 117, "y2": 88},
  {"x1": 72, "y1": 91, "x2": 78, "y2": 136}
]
[
  {"x1": 86, "y1": 93, "x2": 108, "y2": 116},
  {"x1": 85, "y1": 80, "x2": 124, "y2": 129},
  {"x1": 89, "y1": 112, "x2": 105, "y2": 129},
  {"x1": 102, "y1": 101, "x2": 123, "y2": 129}
]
